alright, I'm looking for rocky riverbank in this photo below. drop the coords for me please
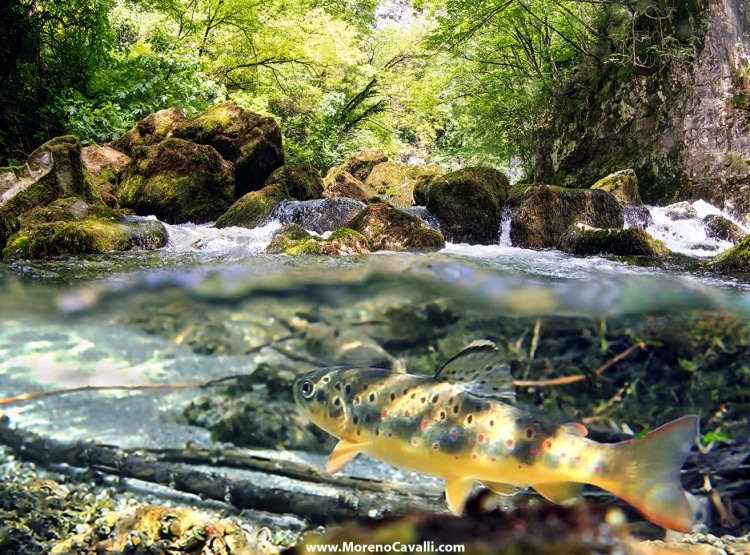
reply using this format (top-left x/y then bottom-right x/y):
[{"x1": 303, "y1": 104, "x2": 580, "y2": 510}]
[{"x1": 2, "y1": 103, "x2": 750, "y2": 272}]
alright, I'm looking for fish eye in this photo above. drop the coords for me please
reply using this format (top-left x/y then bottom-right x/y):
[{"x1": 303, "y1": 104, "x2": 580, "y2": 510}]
[{"x1": 300, "y1": 380, "x2": 315, "y2": 399}]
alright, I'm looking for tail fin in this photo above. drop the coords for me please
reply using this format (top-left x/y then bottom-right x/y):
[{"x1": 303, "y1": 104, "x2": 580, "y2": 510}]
[{"x1": 607, "y1": 415, "x2": 701, "y2": 532}]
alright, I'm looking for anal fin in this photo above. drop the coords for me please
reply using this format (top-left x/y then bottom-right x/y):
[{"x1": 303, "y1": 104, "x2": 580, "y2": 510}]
[
  {"x1": 479, "y1": 480, "x2": 519, "y2": 497},
  {"x1": 533, "y1": 482, "x2": 583, "y2": 504},
  {"x1": 326, "y1": 439, "x2": 369, "y2": 474},
  {"x1": 444, "y1": 476, "x2": 475, "y2": 515}
]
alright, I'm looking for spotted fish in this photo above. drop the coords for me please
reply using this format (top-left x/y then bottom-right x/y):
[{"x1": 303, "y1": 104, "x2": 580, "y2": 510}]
[{"x1": 293, "y1": 340, "x2": 701, "y2": 532}]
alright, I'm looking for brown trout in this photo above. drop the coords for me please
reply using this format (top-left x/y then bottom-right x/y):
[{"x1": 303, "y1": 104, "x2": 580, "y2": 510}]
[{"x1": 294, "y1": 340, "x2": 702, "y2": 532}]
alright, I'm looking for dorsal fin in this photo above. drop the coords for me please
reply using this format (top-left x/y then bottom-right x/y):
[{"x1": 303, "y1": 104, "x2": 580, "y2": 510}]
[{"x1": 434, "y1": 340, "x2": 515, "y2": 400}]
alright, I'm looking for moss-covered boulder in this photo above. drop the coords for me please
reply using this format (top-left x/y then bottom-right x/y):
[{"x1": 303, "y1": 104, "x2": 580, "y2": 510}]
[
  {"x1": 590, "y1": 169, "x2": 642, "y2": 205},
  {"x1": 664, "y1": 201, "x2": 697, "y2": 221},
  {"x1": 174, "y1": 102, "x2": 284, "y2": 198},
  {"x1": 710, "y1": 235, "x2": 750, "y2": 272},
  {"x1": 365, "y1": 161, "x2": 444, "y2": 207},
  {"x1": 110, "y1": 108, "x2": 186, "y2": 156},
  {"x1": 557, "y1": 224, "x2": 669, "y2": 257},
  {"x1": 345, "y1": 202, "x2": 445, "y2": 252},
  {"x1": 118, "y1": 138, "x2": 234, "y2": 224},
  {"x1": 264, "y1": 162, "x2": 323, "y2": 200},
  {"x1": 0, "y1": 136, "x2": 93, "y2": 222},
  {"x1": 337, "y1": 148, "x2": 389, "y2": 181},
  {"x1": 323, "y1": 169, "x2": 378, "y2": 203},
  {"x1": 266, "y1": 223, "x2": 370, "y2": 255},
  {"x1": 81, "y1": 145, "x2": 130, "y2": 208},
  {"x1": 2, "y1": 198, "x2": 167, "y2": 260},
  {"x1": 215, "y1": 162, "x2": 325, "y2": 229},
  {"x1": 703, "y1": 214, "x2": 747, "y2": 244},
  {"x1": 509, "y1": 185, "x2": 624, "y2": 248},
  {"x1": 423, "y1": 167, "x2": 510, "y2": 244}
]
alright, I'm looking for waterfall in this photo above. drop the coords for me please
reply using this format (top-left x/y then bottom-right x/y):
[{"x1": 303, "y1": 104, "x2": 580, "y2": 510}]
[{"x1": 498, "y1": 205, "x2": 512, "y2": 246}]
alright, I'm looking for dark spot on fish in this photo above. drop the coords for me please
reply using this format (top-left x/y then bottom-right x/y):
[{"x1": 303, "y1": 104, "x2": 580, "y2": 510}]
[
  {"x1": 410, "y1": 393, "x2": 417, "y2": 400},
  {"x1": 364, "y1": 414, "x2": 371, "y2": 423},
  {"x1": 480, "y1": 380, "x2": 487, "y2": 385},
  {"x1": 526, "y1": 428, "x2": 533, "y2": 439},
  {"x1": 322, "y1": 376, "x2": 330, "y2": 383},
  {"x1": 431, "y1": 394, "x2": 440, "y2": 403},
  {"x1": 489, "y1": 419, "x2": 495, "y2": 427},
  {"x1": 345, "y1": 384, "x2": 352, "y2": 395},
  {"x1": 492, "y1": 387, "x2": 499, "y2": 392},
  {"x1": 452, "y1": 405, "x2": 459, "y2": 414},
  {"x1": 357, "y1": 429, "x2": 361, "y2": 436},
  {"x1": 353, "y1": 415, "x2": 359, "y2": 425},
  {"x1": 466, "y1": 414, "x2": 474, "y2": 424},
  {"x1": 362, "y1": 384, "x2": 369, "y2": 391},
  {"x1": 316, "y1": 390, "x2": 327, "y2": 404},
  {"x1": 375, "y1": 428, "x2": 380, "y2": 436},
  {"x1": 369, "y1": 393, "x2": 376, "y2": 403},
  {"x1": 439, "y1": 411, "x2": 446, "y2": 420},
  {"x1": 333, "y1": 397, "x2": 341, "y2": 407},
  {"x1": 335, "y1": 383, "x2": 341, "y2": 391},
  {"x1": 420, "y1": 396, "x2": 426, "y2": 403},
  {"x1": 390, "y1": 392, "x2": 396, "y2": 401}
]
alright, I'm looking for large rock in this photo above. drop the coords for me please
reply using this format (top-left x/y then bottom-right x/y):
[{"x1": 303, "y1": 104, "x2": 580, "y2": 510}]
[
  {"x1": 265, "y1": 223, "x2": 370, "y2": 255},
  {"x1": 591, "y1": 169, "x2": 641, "y2": 205},
  {"x1": 557, "y1": 224, "x2": 669, "y2": 257},
  {"x1": 424, "y1": 167, "x2": 510, "y2": 244},
  {"x1": 81, "y1": 145, "x2": 130, "y2": 208},
  {"x1": 345, "y1": 202, "x2": 445, "y2": 252},
  {"x1": 509, "y1": 185, "x2": 624, "y2": 248},
  {"x1": 337, "y1": 148, "x2": 389, "y2": 181},
  {"x1": 703, "y1": 214, "x2": 748, "y2": 244},
  {"x1": 0, "y1": 136, "x2": 93, "y2": 221},
  {"x1": 110, "y1": 108, "x2": 186, "y2": 157},
  {"x1": 364, "y1": 161, "x2": 443, "y2": 207},
  {"x1": 323, "y1": 169, "x2": 378, "y2": 203},
  {"x1": 174, "y1": 102, "x2": 284, "y2": 198},
  {"x1": 118, "y1": 138, "x2": 234, "y2": 224},
  {"x1": 532, "y1": 0, "x2": 750, "y2": 208},
  {"x1": 710, "y1": 235, "x2": 750, "y2": 272},
  {"x1": 2, "y1": 198, "x2": 167, "y2": 260},
  {"x1": 271, "y1": 197, "x2": 366, "y2": 234},
  {"x1": 215, "y1": 162, "x2": 324, "y2": 229}
]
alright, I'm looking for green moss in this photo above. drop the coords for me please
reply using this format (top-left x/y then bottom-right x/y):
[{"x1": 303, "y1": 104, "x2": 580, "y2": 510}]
[
  {"x1": 590, "y1": 169, "x2": 641, "y2": 205},
  {"x1": 425, "y1": 167, "x2": 510, "y2": 244},
  {"x1": 215, "y1": 184, "x2": 287, "y2": 229},
  {"x1": 711, "y1": 235, "x2": 750, "y2": 273},
  {"x1": 346, "y1": 202, "x2": 445, "y2": 252},
  {"x1": 2, "y1": 213, "x2": 166, "y2": 260},
  {"x1": 558, "y1": 226, "x2": 668, "y2": 257}
]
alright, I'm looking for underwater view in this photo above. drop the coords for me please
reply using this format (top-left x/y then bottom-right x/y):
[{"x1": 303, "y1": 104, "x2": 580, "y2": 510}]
[{"x1": 1, "y1": 200, "x2": 749, "y2": 554}]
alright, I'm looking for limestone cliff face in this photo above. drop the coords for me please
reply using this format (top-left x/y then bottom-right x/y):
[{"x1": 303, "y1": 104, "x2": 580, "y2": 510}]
[{"x1": 533, "y1": 0, "x2": 750, "y2": 221}]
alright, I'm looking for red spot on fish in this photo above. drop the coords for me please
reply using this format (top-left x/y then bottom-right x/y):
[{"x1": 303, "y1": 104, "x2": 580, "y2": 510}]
[
  {"x1": 545, "y1": 441, "x2": 552, "y2": 448},
  {"x1": 353, "y1": 397, "x2": 360, "y2": 405},
  {"x1": 450, "y1": 430, "x2": 458, "y2": 438},
  {"x1": 490, "y1": 457, "x2": 497, "y2": 462},
  {"x1": 506, "y1": 439, "x2": 514, "y2": 447},
  {"x1": 381, "y1": 410, "x2": 388, "y2": 418},
  {"x1": 471, "y1": 453, "x2": 477, "y2": 460},
  {"x1": 517, "y1": 464, "x2": 523, "y2": 469},
  {"x1": 422, "y1": 420, "x2": 430, "y2": 429},
  {"x1": 477, "y1": 434, "x2": 485, "y2": 443},
  {"x1": 531, "y1": 448, "x2": 539, "y2": 457},
  {"x1": 404, "y1": 410, "x2": 411, "y2": 417},
  {"x1": 574, "y1": 456, "x2": 581, "y2": 463},
  {"x1": 594, "y1": 464, "x2": 601, "y2": 473},
  {"x1": 433, "y1": 443, "x2": 440, "y2": 450},
  {"x1": 387, "y1": 432, "x2": 393, "y2": 438},
  {"x1": 412, "y1": 438, "x2": 419, "y2": 446}
]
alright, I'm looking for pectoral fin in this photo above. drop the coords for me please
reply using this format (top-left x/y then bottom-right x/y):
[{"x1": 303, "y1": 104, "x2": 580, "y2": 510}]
[
  {"x1": 533, "y1": 482, "x2": 583, "y2": 504},
  {"x1": 444, "y1": 476, "x2": 475, "y2": 515},
  {"x1": 326, "y1": 439, "x2": 368, "y2": 474},
  {"x1": 479, "y1": 481, "x2": 519, "y2": 496}
]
